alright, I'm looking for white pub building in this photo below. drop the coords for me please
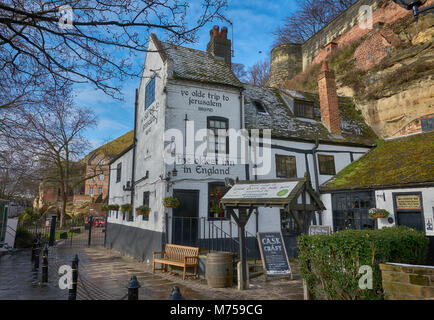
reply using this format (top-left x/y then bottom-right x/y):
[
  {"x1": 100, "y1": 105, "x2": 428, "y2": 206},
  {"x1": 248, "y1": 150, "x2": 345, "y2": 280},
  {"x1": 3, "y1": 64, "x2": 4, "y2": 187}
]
[{"x1": 106, "y1": 27, "x2": 377, "y2": 263}]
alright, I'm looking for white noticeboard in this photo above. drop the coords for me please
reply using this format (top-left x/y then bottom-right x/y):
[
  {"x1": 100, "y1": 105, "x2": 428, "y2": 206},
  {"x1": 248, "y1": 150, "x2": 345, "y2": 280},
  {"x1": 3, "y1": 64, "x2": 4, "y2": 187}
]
[{"x1": 222, "y1": 182, "x2": 299, "y2": 200}]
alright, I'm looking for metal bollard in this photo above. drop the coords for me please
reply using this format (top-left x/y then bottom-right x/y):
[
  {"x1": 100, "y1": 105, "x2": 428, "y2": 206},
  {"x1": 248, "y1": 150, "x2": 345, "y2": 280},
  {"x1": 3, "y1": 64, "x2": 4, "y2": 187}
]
[
  {"x1": 41, "y1": 245, "x2": 49, "y2": 284},
  {"x1": 126, "y1": 275, "x2": 141, "y2": 300},
  {"x1": 32, "y1": 238, "x2": 40, "y2": 271},
  {"x1": 68, "y1": 255, "x2": 79, "y2": 300},
  {"x1": 167, "y1": 286, "x2": 185, "y2": 300},
  {"x1": 31, "y1": 237, "x2": 37, "y2": 262}
]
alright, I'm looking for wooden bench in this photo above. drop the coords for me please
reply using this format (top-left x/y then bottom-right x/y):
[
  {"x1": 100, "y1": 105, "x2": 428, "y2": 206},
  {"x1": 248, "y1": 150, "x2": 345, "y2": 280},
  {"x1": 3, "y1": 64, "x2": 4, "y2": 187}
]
[{"x1": 153, "y1": 244, "x2": 199, "y2": 280}]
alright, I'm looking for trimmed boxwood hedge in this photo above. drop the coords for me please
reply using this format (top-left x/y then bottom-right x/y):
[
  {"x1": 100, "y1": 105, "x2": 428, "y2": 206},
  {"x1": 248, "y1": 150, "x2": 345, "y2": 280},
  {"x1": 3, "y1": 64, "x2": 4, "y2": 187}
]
[{"x1": 298, "y1": 226, "x2": 429, "y2": 300}]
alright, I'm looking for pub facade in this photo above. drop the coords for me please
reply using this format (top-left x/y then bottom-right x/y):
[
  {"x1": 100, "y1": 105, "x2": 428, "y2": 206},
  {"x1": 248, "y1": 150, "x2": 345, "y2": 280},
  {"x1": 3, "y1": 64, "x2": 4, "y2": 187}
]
[{"x1": 105, "y1": 29, "x2": 376, "y2": 262}]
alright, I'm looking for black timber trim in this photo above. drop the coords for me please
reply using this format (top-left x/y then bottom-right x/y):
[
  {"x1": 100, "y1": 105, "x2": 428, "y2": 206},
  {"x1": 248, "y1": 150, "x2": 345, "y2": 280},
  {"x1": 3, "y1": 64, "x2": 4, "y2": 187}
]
[{"x1": 321, "y1": 182, "x2": 434, "y2": 193}]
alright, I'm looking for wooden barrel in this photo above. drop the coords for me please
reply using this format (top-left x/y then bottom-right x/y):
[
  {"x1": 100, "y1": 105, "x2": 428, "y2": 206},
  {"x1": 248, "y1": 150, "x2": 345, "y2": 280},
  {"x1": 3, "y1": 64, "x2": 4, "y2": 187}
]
[{"x1": 206, "y1": 252, "x2": 234, "y2": 288}]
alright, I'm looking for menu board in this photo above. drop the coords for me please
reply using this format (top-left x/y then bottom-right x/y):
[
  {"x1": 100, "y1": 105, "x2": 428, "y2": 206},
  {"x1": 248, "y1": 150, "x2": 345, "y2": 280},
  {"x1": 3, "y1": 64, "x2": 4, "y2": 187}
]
[
  {"x1": 257, "y1": 232, "x2": 292, "y2": 277},
  {"x1": 396, "y1": 195, "x2": 421, "y2": 210}
]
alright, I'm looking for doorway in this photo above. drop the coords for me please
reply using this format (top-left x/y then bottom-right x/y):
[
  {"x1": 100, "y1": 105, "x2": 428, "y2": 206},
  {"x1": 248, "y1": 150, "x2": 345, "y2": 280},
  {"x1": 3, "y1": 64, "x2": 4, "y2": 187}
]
[
  {"x1": 396, "y1": 212, "x2": 424, "y2": 232},
  {"x1": 393, "y1": 193, "x2": 424, "y2": 233},
  {"x1": 172, "y1": 190, "x2": 199, "y2": 246}
]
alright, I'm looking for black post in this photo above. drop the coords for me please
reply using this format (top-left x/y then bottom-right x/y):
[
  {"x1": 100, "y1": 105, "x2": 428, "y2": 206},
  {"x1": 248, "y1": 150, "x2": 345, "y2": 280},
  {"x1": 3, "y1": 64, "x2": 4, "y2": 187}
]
[
  {"x1": 33, "y1": 238, "x2": 40, "y2": 271},
  {"x1": 126, "y1": 275, "x2": 141, "y2": 300},
  {"x1": 167, "y1": 286, "x2": 184, "y2": 300},
  {"x1": 48, "y1": 215, "x2": 57, "y2": 247},
  {"x1": 31, "y1": 236, "x2": 37, "y2": 262},
  {"x1": 238, "y1": 208, "x2": 248, "y2": 291},
  {"x1": 88, "y1": 216, "x2": 93, "y2": 247},
  {"x1": 41, "y1": 245, "x2": 49, "y2": 284},
  {"x1": 103, "y1": 214, "x2": 108, "y2": 247},
  {"x1": 68, "y1": 255, "x2": 79, "y2": 300}
]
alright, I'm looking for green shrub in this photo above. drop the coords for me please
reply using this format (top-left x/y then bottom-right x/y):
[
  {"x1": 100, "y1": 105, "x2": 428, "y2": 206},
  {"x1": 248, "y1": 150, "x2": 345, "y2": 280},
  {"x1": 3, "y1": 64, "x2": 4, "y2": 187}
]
[
  {"x1": 14, "y1": 227, "x2": 35, "y2": 248},
  {"x1": 297, "y1": 226, "x2": 429, "y2": 300}
]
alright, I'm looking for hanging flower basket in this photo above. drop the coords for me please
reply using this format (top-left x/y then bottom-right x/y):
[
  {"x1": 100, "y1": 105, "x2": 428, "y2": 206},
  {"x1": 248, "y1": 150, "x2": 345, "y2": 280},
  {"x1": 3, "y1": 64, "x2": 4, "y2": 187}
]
[
  {"x1": 136, "y1": 205, "x2": 151, "y2": 216},
  {"x1": 163, "y1": 196, "x2": 180, "y2": 209},
  {"x1": 120, "y1": 204, "x2": 132, "y2": 214},
  {"x1": 369, "y1": 208, "x2": 390, "y2": 219},
  {"x1": 108, "y1": 204, "x2": 120, "y2": 211}
]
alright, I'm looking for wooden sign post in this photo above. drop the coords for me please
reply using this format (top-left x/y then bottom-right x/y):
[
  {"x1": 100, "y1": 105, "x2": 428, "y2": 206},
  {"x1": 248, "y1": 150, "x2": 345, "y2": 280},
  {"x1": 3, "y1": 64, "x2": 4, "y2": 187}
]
[{"x1": 257, "y1": 232, "x2": 293, "y2": 281}]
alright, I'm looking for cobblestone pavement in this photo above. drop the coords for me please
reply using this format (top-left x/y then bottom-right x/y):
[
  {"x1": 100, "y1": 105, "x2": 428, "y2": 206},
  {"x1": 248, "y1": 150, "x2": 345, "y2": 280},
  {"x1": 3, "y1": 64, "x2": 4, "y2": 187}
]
[{"x1": 0, "y1": 243, "x2": 304, "y2": 300}]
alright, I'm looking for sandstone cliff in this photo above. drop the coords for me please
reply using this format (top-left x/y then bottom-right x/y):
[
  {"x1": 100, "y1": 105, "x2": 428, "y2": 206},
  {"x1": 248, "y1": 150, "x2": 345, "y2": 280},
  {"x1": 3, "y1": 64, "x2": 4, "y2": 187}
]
[{"x1": 279, "y1": 13, "x2": 434, "y2": 138}]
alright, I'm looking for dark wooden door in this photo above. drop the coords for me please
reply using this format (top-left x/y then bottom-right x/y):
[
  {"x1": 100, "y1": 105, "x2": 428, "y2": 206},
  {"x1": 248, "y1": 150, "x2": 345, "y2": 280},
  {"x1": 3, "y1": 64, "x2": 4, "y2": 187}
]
[
  {"x1": 397, "y1": 212, "x2": 424, "y2": 232},
  {"x1": 172, "y1": 190, "x2": 199, "y2": 246}
]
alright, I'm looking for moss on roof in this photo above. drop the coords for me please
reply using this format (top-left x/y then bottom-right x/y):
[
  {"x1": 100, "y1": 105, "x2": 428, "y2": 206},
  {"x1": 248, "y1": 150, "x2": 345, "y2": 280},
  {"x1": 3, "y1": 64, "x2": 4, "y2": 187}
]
[
  {"x1": 321, "y1": 131, "x2": 434, "y2": 191},
  {"x1": 244, "y1": 84, "x2": 377, "y2": 146},
  {"x1": 84, "y1": 130, "x2": 134, "y2": 162}
]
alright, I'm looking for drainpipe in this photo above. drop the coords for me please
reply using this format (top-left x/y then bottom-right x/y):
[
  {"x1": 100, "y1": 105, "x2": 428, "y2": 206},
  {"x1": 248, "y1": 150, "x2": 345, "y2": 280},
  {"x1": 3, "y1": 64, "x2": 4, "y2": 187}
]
[
  {"x1": 311, "y1": 131, "x2": 322, "y2": 225},
  {"x1": 130, "y1": 89, "x2": 139, "y2": 210}
]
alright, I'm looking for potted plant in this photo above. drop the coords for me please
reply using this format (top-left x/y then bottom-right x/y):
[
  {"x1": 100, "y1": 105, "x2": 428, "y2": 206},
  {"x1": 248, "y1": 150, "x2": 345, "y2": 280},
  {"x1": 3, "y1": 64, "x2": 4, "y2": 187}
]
[
  {"x1": 121, "y1": 204, "x2": 132, "y2": 213},
  {"x1": 136, "y1": 205, "x2": 151, "y2": 217},
  {"x1": 120, "y1": 204, "x2": 132, "y2": 220},
  {"x1": 369, "y1": 208, "x2": 390, "y2": 219},
  {"x1": 163, "y1": 196, "x2": 180, "y2": 209},
  {"x1": 101, "y1": 204, "x2": 109, "y2": 212},
  {"x1": 210, "y1": 205, "x2": 224, "y2": 218},
  {"x1": 108, "y1": 204, "x2": 119, "y2": 212}
]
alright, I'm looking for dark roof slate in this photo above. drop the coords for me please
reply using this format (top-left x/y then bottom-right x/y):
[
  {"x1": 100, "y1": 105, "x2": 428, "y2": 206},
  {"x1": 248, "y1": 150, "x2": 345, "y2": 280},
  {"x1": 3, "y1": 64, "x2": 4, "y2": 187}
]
[
  {"x1": 243, "y1": 84, "x2": 377, "y2": 146},
  {"x1": 156, "y1": 39, "x2": 242, "y2": 88}
]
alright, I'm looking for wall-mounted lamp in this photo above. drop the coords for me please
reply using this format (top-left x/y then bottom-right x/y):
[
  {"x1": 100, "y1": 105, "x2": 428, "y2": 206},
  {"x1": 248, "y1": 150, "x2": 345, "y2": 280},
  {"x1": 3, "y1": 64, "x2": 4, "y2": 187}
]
[
  {"x1": 160, "y1": 166, "x2": 178, "y2": 192},
  {"x1": 392, "y1": 0, "x2": 433, "y2": 21},
  {"x1": 376, "y1": 192, "x2": 386, "y2": 202}
]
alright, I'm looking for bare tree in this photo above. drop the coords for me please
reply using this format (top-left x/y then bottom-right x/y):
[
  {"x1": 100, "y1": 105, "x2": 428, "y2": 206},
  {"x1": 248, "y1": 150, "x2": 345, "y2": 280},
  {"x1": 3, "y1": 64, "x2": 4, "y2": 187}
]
[
  {"x1": 247, "y1": 60, "x2": 270, "y2": 86},
  {"x1": 273, "y1": 0, "x2": 357, "y2": 45},
  {"x1": 5, "y1": 84, "x2": 97, "y2": 227},
  {"x1": 231, "y1": 63, "x2": 247, "y2": 82},
  {"x1": 0, "y1": 0, "x2": 228, "y2": 104},
  {"x1": 0, "y1": 148, "x2": 40, "y2": 201}
]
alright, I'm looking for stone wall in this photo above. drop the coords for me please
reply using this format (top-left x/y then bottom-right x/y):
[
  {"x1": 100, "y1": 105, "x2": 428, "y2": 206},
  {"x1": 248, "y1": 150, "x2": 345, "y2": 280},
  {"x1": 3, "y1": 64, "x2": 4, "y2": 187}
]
[
  {"x1": 353, "y1": 26, "x2": 401, "y2": 70},
  {"x1": 268, "y1": 0, "x2": 434, "y2": 86},
  {"x1": 380, "y1": 263, "x2": 434, "y2": 300},
  {"x1": 268, "y1": 43, "x2": 302, "y2": 87}
]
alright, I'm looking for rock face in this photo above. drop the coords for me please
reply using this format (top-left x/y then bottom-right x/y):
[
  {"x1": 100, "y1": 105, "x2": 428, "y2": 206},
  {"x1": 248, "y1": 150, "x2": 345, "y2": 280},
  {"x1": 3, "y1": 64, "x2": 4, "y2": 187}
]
[
  {"x1": 275, "y1": 8, "x2": 434, "y2": 139},
  {"x1": 357, "y1": 78, "x2": 434, "y2": 137}
]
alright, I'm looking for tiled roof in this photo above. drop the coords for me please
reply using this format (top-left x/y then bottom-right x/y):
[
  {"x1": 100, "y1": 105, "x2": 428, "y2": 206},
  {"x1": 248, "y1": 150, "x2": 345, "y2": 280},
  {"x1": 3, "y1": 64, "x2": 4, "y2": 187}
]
[
  {"x1": 321, "y1": 131, "x2": 434, "y2": 191},
  {"x1": 243, "y1": 84, "x2": 377, "y2": 146},
  {"x1": 152, "y1": 35, "x2": 242, "y2": 88},
  {"x1": 84, "y1": 130, "x2": 134, "y2": 163}
]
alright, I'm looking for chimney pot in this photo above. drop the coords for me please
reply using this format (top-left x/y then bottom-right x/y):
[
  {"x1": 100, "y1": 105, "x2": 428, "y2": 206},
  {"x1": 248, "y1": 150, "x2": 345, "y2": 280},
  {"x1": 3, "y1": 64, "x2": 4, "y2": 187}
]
[
  {"x1": 221, "y1": 27, "x2": 228, "y2": 39},
  {"x1": 206, "y1": 25, "x2": 231, "y2": 66}
]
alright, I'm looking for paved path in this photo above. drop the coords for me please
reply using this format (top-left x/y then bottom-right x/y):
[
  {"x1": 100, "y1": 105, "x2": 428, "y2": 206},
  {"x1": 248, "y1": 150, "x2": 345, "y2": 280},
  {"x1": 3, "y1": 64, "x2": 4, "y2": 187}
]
[{"x1": 0, "y1": 244, "x2": 304, "y2": 300}]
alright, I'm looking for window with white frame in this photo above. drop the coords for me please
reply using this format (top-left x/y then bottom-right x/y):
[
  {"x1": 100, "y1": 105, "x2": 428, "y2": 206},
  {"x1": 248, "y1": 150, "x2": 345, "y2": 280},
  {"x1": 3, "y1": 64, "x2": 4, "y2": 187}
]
[{"x1": 207, "y1": 117, "x2": 229, "y2": 156}]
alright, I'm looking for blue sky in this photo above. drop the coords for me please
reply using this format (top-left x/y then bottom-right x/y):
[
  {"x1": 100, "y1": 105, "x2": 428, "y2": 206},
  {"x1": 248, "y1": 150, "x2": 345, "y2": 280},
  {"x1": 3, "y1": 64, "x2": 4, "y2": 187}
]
[{"x1": 78, "y1": 0, "x2": 297, "y2": 150}]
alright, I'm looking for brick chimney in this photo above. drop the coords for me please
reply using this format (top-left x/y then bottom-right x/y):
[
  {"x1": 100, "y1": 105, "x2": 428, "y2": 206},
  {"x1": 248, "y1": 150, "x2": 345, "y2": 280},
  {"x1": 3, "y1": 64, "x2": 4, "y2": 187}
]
[
  {"x1": 206, "y1": 25, "x2": 231, "y2": 66},
  {"x1": 317, "y1": 61, "x2": 341, "y2": 135}
]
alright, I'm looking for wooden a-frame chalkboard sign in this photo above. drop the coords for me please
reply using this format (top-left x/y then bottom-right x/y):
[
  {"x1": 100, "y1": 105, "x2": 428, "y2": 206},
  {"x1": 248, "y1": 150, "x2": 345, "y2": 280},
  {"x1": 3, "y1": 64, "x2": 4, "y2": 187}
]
[{"x1": 257, "y1": 232, "x2": 293, "y2": 281}]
